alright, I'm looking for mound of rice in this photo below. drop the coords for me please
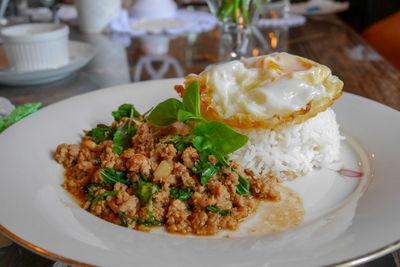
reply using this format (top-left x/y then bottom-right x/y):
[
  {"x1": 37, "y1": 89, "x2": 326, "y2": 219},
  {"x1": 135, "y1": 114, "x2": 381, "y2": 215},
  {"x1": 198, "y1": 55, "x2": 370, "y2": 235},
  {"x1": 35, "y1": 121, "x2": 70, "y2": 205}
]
[{"x1": 230, "y1": 108, "x2": 344, "y2": 181}]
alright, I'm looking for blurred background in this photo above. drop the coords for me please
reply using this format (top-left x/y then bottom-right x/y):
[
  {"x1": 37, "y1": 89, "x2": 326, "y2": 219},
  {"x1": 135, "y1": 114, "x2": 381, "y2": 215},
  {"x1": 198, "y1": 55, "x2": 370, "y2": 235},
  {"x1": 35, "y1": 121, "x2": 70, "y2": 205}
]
[
  {"x1": 1, "y1": 0, "x2": 400, "y2": 266},
  {"x1": 2, "y1": 0, "x2": 400, "y2": 69}
]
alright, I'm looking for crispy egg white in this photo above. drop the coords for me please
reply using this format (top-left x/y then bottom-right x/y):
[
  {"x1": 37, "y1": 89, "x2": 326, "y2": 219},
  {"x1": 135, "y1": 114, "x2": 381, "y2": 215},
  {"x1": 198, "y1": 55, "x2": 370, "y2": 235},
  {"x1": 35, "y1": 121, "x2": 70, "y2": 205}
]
[{"x1": 178, "y1": 52, "x2": 343, "y2": 129}]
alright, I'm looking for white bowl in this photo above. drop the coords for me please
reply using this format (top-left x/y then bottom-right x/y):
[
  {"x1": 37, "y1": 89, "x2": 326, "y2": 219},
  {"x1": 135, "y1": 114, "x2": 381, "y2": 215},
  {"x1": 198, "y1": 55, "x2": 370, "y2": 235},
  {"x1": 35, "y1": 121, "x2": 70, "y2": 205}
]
[{"x1": 0, "y1": 23, "x2": 69, "y2": 72}]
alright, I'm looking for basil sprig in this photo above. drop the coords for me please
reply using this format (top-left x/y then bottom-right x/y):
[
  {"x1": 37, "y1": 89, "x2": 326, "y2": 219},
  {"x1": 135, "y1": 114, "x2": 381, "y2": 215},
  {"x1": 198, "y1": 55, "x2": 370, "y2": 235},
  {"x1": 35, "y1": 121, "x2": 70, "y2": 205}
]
[
  {"x1": 100, "y1": 168, "x2": 130, "y2": 185},
  {"x1": 86, "y1": 124, "x2": 114, "y2": 144},
  {"x1": 170, "y1": 186, "x2": 193, "y2": 200},
  {"x1": 86, "y1": 104, "x2": 138, "y2": 155},
  {"x1": 113, "y1": 119, "x2": 137, "y2": 155},
  {"x1": 112, "y1": 104, "x2": 139, "y2": 122},
  {"x1": 90, "y1": 190, "x2": 119, "y2": 209},
  {"x1": 206, "y1": 205, "x2": 230, "y2": 216},
  {"x1": 147, "y1": 81, "x2": 250, "y2": 195},
  {"x1": 200, "y1": 161, "x2": 220, "y2": 185},
  {"x1": 161, "y1": 134, "x2": 192, "y2": 151},
  {"x1": 148, "y1": 81, "x2": 248, "y2": 155},
  {"x1": 235, "y1": 171, "x2": 251, "y2": 196},
  {"x1": 131, "y1": 175, "x2": 162, "y2": 225},
  {"x1": 146, "y1": 98, "x2": 183, "y2": 126},
  {"x1": 85, "y1": 184, "x2": 104, "y2": 201}
]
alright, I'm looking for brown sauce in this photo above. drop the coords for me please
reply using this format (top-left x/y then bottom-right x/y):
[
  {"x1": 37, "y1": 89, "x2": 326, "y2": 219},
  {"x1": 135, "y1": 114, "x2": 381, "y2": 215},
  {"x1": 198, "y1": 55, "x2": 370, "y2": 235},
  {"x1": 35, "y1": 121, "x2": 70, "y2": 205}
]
[{"x1": 247, "y1": 184, "x2": 304, "y2": 235}]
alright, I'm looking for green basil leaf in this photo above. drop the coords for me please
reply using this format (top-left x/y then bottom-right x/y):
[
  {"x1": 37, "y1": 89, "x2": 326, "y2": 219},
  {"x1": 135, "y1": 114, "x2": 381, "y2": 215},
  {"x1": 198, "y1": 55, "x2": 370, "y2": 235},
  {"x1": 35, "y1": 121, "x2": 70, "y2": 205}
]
[
  {"x1": 170, "y1": 187, "x2": 193, "y2": 200},
  {"x1": 200, "y1": 161, "x2": 220, "y2": 185},
  {"x1": 199, "y1": 149, "x2": 211, "y2": 163},
  {"x1": 0, "y1": 102, "x2": 42, "y2": 132},
  {"x1": 91, "y1": 190, "x2": 119, "y2": 209},
  {"x1": 85, "y1": 184, "x2": 103, "y2": 201},
  {"x1": 119, "y1": 212, "x2": 128, "y2": 227},
  {"x1": 175, "y1": 142, "x2": 189, "y2": 151},
  {"x1": 161, "y1": 134, "x2": 192, "y2": 144},
  {"x1": 182, "y1": 81, "x2": 201, "y2": 116},
  {"x1": 162, "y1": 134, "x2": 193, "y2": 151},
  {"x1": 206, "y1": 205, "x2": 230, "y2": 216},
  {"x1": 235, "y1": 171, "x2": 251, "y2": 196},
  {"x1": 193, "y1": 121, "x2": 248, "y2": 155},
  {"x1": 113, "y1": 119, "x2": 137, "y2": 155},
  {"x1": 146, "y1": 206, "x2": 164, "y2": 226},
  {"x1": 177, "y1": 109, "x2": 203, "y2": 122},
  {"x1": 134, "y1": 219, "x2": 152, "y2": 226},
  {"x1": 95, "y1": 158, "x2": 101, "y2": 166},
  {"x1": 147, "y1": 98, "x2": 183, "y2": 126},
  {"x1": 134, "y1": 217, "x2": 163, "y2": 226},
  {"x1": 119, "y1": 211, "x2": 162, "y2": 227},
  {"x1": 193, "y1": 135, "x2": 213, "y2": 152},
  {"x1": 112, "y1": 104, "x2": 140, "y2": 122},
  {"x1": 192, "y1": 161, "x2": 203, "y2": 174},
  {"x1": 215, "y1": 152, "x2": 230, "y2": 166},
  {"x1": 132, "y1": 180, "x2": 155, "y2": 205},
  {"x1": 100, "y1": 168, "x2": 129, "y2": 185},
  {"x1": 86, "y1": 124, "x2": 114, "y2": 144},
  {"x1": 138, "y1": 173, "x2": 149, "y2": 182}
]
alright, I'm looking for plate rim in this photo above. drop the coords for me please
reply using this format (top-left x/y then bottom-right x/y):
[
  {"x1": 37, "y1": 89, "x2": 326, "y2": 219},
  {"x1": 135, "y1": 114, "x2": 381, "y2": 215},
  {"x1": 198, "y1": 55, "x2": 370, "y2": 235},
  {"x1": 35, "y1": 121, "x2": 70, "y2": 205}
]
[{"x1": 1, "y1": 223, "x2": 399, "y2": 267}]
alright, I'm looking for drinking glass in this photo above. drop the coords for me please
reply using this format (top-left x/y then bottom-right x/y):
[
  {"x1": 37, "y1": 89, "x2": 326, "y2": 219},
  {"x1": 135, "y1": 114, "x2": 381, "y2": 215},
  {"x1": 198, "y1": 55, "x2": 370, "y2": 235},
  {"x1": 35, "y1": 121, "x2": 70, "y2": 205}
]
[
  {"x1": 39, "y1": 0, "x2": 62, "y2": 23},
  {"x1": 260, "y1": 0, "x2": 290, "y2": 19},
  {"x1": 206, "y1": 0, "x2": 266, "y2": 60}
]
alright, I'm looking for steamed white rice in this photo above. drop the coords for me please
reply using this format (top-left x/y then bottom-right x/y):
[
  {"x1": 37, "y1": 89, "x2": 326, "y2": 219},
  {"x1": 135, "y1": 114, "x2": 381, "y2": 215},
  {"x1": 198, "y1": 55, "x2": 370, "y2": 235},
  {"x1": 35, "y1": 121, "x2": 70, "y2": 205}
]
[{"x1": 230, "y1": 108, "x2": 344, "y2": 180}]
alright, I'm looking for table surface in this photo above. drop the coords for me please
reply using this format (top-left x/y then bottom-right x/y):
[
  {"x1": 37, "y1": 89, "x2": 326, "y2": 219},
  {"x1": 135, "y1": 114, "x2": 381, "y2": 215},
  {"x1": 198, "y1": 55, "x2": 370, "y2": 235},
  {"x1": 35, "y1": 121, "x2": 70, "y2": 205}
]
[{"x1": 0, "y1": 12, "x2": 399, "y2": 267}]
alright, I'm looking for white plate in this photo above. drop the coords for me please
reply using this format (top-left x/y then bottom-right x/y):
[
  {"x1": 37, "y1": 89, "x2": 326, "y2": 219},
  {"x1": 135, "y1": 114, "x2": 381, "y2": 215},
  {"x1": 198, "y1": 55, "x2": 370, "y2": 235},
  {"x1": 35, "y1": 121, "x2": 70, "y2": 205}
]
[
  {"x1": 0, "y1": 79, "x2": 399, "y2": 267},
  {"x1": 0, "y1": 41, "x2": 96, "y2": 86},
  {"x1": 291, "y1": 0, "x2": 349, "y2": 15}
]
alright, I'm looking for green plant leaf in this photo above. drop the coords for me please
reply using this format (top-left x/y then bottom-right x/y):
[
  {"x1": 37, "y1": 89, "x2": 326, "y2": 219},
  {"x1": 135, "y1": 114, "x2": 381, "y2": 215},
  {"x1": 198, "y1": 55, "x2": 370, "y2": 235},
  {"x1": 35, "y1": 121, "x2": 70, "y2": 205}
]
[
  {"x1": 206, "y1": 205, "x2": 230, "y2": 216},
  {"x1": 113, "y1": 119, "x2": 137, "y2": 155},
  {"x1": 220, "y1": 2, "x2": 234, "y2": 20},
  {"x1": 192, "y1": 135, "x2": 213, "y2": 152},
  {"x1": 147, "y1": 98, "x2": 183, "y2": 126},
  {"x1": 86, "y1": 124, "x2": 114, "y2": 144},
  {"x1": 182, "y1": 81, "x2": 201, "y2": 116},
  {"x1": 161, "y1": 134, "x2": 193, "y2": 151},
  {"x1": 235, "y1": 171, "x2": 251, "y2": 196},
  {"x1": 200, "y1": 161, "x2": 220, "y2": 185},
  {"x1": 232, "y1": 0, "x2": 239, "y2": 22},
  {"x1": 170, "y1": 187, "x2": 193, "y2": 200},
  {"x1": 193, "y1": 121, "x2": 248, "y2": 155},
  {"x1": 0, "y1": 102, "x2": 42, "y2": 132},
  {"x1": 112, "y1": 104, "x2": 140, "y2": 122},
  {"x1": 90, "y1": 190, "x2": 119, "y2": 209},
  {"x1": 240, "y1": 0, "x2": 249, "y2": 23},
  {"x1": 177, "y1": 109, "x2": 204, "y2": 123},
  {"x1": 118, "y1": 212, "x2": 128, "y2": 227},
  {"x1": 132, "y1": 180, "x2": 155, "y2": 205},
  {"x1": 85, "y1": 184, "x2": 103, "y2": 201},
  {"x1": 100, "y1": 168, "x2": 129, "y2": 185}
]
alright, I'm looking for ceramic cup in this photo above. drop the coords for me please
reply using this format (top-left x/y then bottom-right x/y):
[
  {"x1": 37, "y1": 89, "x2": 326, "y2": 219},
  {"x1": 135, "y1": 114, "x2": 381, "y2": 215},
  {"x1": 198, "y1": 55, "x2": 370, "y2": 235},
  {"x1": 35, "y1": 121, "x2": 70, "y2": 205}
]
[
  {"x1": 75, "y1": 0, "x2": 121, "y2": 33},
  {"x1": 0, "y1": 23, "x2": 69, "y2": 72}
]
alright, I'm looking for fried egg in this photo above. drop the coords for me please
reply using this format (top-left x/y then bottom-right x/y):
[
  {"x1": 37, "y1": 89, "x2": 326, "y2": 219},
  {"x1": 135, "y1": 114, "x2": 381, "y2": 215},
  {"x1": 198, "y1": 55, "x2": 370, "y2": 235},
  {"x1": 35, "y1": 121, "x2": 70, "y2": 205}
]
[{"x1": 176, "y1": 52, "x2": 343, "y2": 129}]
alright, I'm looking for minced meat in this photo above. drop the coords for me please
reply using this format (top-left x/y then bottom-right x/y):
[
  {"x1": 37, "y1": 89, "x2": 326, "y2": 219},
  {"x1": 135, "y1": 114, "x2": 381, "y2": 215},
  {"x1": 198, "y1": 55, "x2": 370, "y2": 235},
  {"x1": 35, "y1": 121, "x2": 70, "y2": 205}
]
[{"x1": 54, "y1": 121, "x2": 280, "y2": 236}]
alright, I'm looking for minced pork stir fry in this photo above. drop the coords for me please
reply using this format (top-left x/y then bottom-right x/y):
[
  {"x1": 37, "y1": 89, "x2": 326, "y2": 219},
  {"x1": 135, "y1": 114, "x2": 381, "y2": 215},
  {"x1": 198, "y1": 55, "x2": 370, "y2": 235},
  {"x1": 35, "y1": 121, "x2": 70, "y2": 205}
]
[{"x1": 54, "y1": 82, "x2": 281, "y2": 235}]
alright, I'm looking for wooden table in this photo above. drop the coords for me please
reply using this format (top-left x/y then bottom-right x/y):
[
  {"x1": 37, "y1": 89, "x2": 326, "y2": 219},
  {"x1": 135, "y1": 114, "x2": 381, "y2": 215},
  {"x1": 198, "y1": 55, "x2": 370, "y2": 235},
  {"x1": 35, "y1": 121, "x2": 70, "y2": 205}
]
[{"x1": 0, "y1": 14, "x2": 399, "y2": 267}]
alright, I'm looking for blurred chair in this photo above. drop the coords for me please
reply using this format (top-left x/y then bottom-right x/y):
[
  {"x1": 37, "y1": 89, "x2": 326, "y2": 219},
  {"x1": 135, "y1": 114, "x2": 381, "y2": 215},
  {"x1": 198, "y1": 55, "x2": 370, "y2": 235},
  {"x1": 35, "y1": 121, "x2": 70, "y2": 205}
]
[{"x1": 362, "y1": 11, "x2": 400, "y2": 70}]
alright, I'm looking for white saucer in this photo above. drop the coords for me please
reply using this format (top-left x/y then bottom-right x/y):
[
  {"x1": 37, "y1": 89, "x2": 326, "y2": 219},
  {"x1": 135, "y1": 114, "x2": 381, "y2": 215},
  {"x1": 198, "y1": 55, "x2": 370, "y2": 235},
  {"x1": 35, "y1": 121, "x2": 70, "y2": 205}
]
[
  {"x1": 0, "y1": 41, "x2": 96, "y2": 86},
  {"x1": 291, "y1": 0, "x2": 349, "y2": 15}
]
